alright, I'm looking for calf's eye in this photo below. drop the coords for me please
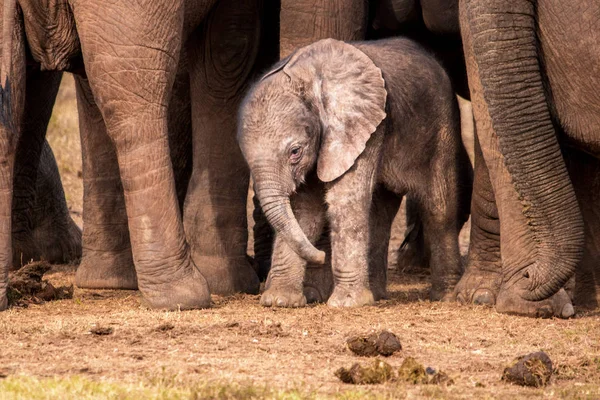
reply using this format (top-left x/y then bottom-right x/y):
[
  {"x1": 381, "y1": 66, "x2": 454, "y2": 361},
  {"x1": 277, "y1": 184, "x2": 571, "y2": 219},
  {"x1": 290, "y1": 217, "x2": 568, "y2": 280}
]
[{"x1": 289, "y1": 146, "x2": 303, "y2": 163}]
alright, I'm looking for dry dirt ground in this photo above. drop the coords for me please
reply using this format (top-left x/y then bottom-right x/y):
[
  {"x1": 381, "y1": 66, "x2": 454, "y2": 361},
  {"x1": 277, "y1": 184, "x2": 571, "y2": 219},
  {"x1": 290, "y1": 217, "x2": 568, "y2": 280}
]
[{"x1": 1, "y1": 76, "x2": 599, "y2": 399}]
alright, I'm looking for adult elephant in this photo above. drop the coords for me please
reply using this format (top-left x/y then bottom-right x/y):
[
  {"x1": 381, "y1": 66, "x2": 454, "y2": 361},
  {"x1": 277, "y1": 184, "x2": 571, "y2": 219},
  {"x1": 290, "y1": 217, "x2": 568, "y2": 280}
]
[
  {"x1": 0, "y1": 0, "x2": 279, "y2": 311},
  {"x1": 252, "y1": 0, "x2": 471, "y2": 288},
  {"x1": 453, "y1": 0, "x2": 600, "y2": 317}
]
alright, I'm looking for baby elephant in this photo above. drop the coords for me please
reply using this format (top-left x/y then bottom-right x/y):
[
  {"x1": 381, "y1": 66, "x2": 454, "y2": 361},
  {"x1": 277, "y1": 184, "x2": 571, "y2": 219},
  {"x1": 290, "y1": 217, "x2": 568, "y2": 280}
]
[{"x1": 238, "y1": 38, "x2": 472, "y2": 307}]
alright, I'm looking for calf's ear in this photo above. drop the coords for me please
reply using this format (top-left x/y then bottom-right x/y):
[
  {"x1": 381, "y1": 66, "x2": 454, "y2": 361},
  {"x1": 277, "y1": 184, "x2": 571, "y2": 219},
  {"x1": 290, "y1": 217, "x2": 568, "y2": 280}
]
[{"x1": 283, "y1": 39, "x2": 387, "y2": 182}]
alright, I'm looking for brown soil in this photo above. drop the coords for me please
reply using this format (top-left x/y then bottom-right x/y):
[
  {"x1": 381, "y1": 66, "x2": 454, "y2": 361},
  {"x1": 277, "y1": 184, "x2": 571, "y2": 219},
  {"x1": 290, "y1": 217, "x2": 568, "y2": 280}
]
[{"x1": 1, "y1": 264, "x2": 599, "y2": 397}]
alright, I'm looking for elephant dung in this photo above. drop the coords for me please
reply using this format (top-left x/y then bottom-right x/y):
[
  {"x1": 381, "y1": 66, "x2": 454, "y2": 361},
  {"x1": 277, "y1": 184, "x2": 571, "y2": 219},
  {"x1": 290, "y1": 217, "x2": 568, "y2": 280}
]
[
  {"x1": 502, "y1": 351, "x2": 553, "y2": 387},
  {"x1": 346, "y1": 330, "x2": 402, "y2": 357},
  {"x1": 335, "y1": 359, "x2": 394, "y2": 384},
  {"x1": 397, "y1": 357, "x2": 428, "y2": 384},
  {"x1": 7, "y1": 261, "x2": 73, "y2": 306},
  {"x1": 397, "y1": 357, "x2": 453, "y2": 385}
]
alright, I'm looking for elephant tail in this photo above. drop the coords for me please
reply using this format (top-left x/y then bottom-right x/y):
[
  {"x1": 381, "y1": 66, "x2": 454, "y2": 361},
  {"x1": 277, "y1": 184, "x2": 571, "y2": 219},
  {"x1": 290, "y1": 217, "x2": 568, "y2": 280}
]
[{"x1": 0, "y1": 0, "x2": 17, "y2": 131}]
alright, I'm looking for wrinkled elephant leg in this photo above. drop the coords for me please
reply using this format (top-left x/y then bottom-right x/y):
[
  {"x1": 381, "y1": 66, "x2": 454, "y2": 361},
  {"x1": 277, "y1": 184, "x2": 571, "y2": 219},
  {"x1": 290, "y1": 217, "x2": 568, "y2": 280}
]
[
  {"x1": 73, "y1": 1, "x2": 210, "y2": 309},
  {"x1": 454, "y1": 133, "x2": 502, "y2": 306},
  {"x1": 368, "y1": 186, "x2": 401, "y2": 301},
  {"x1": 460, "y1": 2, "x2": 578, "y2": 318},
  {"x1": 183, "y1": 0, "x2": 278, "y2": 295},
  {"x1": 75, "y1": 66, "x2": 192, "y2": 290},
  {"x1": 11, "y1": 69, "x2": 81, "y2": 267},
  {"x1": 564, "y1": 149, "x2": 600, "y2": 309},
  {"x1": 167, "y1": 68, "x2": 193, "y2": 212},
  {"x1": 252, "y1": 190, "x2": 273, "y2": 282},
  {"x1": 0, "y1": 4, "x2": 26, "y2": 310},
  {"x1": 326, "y1": 132, "x2": 384, "y2": 308},
  {"x1": 303, "y1": 228, "x2": 333, "y2": 304},
  {"x1": 74, "y1": 75, "x2": 136, "y2": 290},
  {"x1": 262, "y1": 179, "x2": 328, "y2": 307},
  {"x1": 419, "y1": 154, "x2": 470, "y2": 302},
  {"x1": 280, "y1": 0, "x2": 367, "y2": 57},
  {"x1": 396, "y1": 197, "x2": 429, "y2": 273}
]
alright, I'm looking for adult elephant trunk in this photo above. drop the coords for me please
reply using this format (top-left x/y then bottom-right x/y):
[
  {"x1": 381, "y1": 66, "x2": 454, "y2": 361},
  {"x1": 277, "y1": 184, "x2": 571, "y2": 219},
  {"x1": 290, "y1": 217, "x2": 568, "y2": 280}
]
[
  {"x1": 462, "y1": 0, "x2": 584, "y2": 301},
  {"x1": 254, "y1": 174, "x2": 325, "y2": 265}
]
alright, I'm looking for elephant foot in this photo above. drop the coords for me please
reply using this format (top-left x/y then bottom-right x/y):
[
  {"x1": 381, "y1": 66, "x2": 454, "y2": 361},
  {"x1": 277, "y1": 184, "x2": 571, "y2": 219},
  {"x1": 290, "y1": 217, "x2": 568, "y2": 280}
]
[
  {"x1": 13, "y1": 217, "x2": 82, "y2": 268},
  {"x1": 141, "y1": 265, "x2": 211, "y2": 310},
  {"x1": 303, "y1": 265, "x2": 334, "y2": 304},
  {"x1": 496, "y1": 288, "x2": 575, "y2": 319},
  {"x1": 75, "y1": 249, "x2": 137, "y2": 290},
  {"x1": 194, "y1": 255, "x2": 260, "y2": 296},
  {"x1": 453, "y1": 266, "x2": 502, "y2": 306},
  {"x1": 430, "y1": 284, "x2": 455, "y2": 302},
  {"x1": 261, "y1": 287, "x2": 307, "y2": 308},
  {"x1": 327, "y1": 285, "x2": 375, "y2": 308},
  {"x1": 0, "y1": 293, "x2": 6, "y2": 311},
  {"x1": 371, "y1": 286, "x2": 388, "y2": 302}
]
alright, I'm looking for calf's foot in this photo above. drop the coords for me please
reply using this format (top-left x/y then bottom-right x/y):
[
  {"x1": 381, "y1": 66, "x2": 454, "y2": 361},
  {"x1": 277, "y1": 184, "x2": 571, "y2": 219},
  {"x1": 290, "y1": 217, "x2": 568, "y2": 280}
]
[{"x1": 261, "y1": 287, "x2": 307, "y2": 308}]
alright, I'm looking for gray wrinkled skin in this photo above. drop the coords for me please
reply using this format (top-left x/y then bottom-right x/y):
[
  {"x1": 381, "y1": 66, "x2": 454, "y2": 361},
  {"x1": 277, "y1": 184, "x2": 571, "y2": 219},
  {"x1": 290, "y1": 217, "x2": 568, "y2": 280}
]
[
  {"x1": 0, "y1": 0, "x2": 279, "y2": 310},
  {"x1": 455, "y1": 0, "x2": 600, "y2": 318},
  {"x1": 238, "y1": 37, "x2": 472, "y2": 308}
]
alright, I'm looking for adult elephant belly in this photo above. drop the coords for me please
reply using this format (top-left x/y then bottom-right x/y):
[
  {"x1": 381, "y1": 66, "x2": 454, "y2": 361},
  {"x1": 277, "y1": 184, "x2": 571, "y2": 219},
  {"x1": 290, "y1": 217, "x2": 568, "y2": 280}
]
[{"x1": 539, "y1": 0, "x2": 600, "y2": 153}]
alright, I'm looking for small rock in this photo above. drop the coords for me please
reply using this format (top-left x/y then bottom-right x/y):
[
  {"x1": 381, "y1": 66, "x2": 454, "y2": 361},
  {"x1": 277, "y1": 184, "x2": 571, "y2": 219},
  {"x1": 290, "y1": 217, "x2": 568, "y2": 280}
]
[
  {"x1": 335, "y1": 359, "x2": 394, "y2": 384},
  {"x1": 346, "y1": 330, "x2": 402, "y2": 357},
  {"x1": 90, "y1": 326, "x2": 114, "y2": 336},
  {"x1": 502, "y1": 351, "x2": 553, "y2": 387}
]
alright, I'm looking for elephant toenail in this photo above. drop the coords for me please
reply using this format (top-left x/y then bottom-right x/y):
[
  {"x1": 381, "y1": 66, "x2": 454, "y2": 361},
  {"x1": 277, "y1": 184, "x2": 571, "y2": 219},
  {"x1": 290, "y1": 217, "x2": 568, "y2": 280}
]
[
  {"x1": 561, "y1": 303, "x2": 575, "y2": 319},
  {"x1": 473, "y1": 290, "x2": 495, "y2": 306}
]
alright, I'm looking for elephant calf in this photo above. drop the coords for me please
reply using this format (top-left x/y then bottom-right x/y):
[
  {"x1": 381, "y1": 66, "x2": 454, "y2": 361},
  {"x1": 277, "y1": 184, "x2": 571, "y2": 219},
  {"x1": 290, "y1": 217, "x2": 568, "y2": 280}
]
[{"x1": 238, "y1": 38, "x2": 472, "y2": 307}]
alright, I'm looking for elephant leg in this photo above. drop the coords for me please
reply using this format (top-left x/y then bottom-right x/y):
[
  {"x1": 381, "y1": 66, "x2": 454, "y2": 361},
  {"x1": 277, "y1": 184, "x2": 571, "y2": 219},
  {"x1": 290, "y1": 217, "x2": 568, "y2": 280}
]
[
  {"x1": 167, "y1": 67, "x2": 193, "y2": 211},
  {"x1": 564, "y1": 149, "x2": 600, "y2": 309},
  {"x1": 396, "y1": 197, "x2": 429, "y2": 273},
  {"x1": 252, "y1": 190, "x2": 273, "y2": 282},
  {"x1": 0, "y1": 4, "x2": 27, "y2": 310},
  {"x1": 454, "y1": 133, "x2": 502, "y2": 305},
  {"x1": 72, "y1": 0, "x2": 210, "y2": 309},
  {"x1": 75, "y1": 64, "x2": 191, "y2": 290},
  {"x1": 280, "y1": 0, "x2": 368, "y2": 57},
  {"x1": 183, "y1": 0, "x2": 278, "y2": 295},
  {"x1": 326, "y1": 132, "x2": 384, "y2": 308},
  {"x1": 419, "y1": 170, "x2": 467, "y2": 301},
  {"x1": 368, "y1": 186, "x2": 401, "y2": 301},
  {"x1": 74, "y1": 75, "x2": 136, "y2": 290},
  {"x1": 11, "y1": 68, "x2": 82, "y2": 267},
  {"x1": 460, "y1": 2, "x2": 577, "y2": 318},
  {"x1": 262, "y1": 179, "x2": 327, "y2": 308},
  {"x1": 303, "y1": 227, "x2": 333, "y2": 304}
]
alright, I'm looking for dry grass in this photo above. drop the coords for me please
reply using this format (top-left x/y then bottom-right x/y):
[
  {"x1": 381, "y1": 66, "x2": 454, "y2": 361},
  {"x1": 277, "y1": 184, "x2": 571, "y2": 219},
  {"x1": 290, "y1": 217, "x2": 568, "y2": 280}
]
[
  {"x1": 1, "y1": 75, "x2": 599, "y2": 399},
  {"x1": 1, "y1": 266, "x2": 599, "y2": 399}
]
